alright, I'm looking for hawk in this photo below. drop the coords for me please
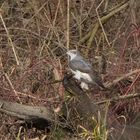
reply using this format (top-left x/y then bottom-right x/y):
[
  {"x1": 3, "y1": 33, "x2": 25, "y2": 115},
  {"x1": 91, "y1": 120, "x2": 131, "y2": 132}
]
[{"x1": 66, "y1": 50, "x2": 105, "y2": 90}]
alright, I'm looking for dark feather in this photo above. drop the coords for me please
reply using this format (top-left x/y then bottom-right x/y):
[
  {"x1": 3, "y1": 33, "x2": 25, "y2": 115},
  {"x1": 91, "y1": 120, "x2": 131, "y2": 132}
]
[{"x1": 90, "y1": 71, "x2": 105, "y2": 89}]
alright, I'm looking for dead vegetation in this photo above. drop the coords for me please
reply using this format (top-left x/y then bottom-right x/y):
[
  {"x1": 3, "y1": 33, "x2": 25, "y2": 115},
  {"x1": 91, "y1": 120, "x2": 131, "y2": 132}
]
[{"x1": 0, "y1": 0, "x2": 140, "y2": 139}]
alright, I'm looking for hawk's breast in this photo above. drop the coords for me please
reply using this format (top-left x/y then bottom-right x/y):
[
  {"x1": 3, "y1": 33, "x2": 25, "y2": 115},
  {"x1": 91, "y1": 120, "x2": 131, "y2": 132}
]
[{"x1": 70, "y1": 69, "x2": 92, "y2": 82}]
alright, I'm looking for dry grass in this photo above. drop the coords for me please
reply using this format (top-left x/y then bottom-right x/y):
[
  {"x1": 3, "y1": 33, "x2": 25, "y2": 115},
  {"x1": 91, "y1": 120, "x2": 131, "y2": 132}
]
[{"x1": 0, "y1": 0, "x2": 140, "y2": 139}]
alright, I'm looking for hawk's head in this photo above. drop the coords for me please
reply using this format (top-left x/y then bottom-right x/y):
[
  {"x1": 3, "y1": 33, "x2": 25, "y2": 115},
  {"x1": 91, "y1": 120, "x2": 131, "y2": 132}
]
[{"x1": 66, "y1": 50, "x2": 78, "y2": 60}]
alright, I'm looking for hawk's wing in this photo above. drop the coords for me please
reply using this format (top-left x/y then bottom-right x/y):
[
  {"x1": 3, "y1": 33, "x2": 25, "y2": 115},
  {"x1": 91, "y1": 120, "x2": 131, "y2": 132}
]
[
  {"x1": 89, "y1": 71, "x2": 105, "y2": 89},
  {"x1": 69, "y1": 59, "x2": 105, "y2": 89},
  {"x1": 69, "y1": 59, "x2": 92, "y2": 73}
]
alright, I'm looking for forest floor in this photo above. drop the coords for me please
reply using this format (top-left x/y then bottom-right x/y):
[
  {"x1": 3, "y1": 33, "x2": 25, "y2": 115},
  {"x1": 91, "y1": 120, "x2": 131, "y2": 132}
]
[{"x1": 0, "y1": 0, "x2": 140, "y2": 139}]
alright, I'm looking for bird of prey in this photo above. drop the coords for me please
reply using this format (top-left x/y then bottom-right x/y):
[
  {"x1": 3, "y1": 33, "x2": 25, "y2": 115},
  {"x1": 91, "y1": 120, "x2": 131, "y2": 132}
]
[{"x1": 66, "y1": 50, "x2": 105, "y2": 90}]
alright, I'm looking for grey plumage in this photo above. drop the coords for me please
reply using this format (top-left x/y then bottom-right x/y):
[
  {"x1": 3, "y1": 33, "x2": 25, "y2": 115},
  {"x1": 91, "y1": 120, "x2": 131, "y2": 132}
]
[
  {"x1": 67, "y1": 50, "x2": 105, "y2": 90},
  {"x1": 69, "y1": 59, "x2": 92, "y2": 73}
]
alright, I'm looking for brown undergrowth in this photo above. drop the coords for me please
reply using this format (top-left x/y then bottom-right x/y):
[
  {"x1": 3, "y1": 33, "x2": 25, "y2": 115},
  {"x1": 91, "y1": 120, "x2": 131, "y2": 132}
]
[{"x1": 0, "y1": 0, "x2": 140, "y2": 139}]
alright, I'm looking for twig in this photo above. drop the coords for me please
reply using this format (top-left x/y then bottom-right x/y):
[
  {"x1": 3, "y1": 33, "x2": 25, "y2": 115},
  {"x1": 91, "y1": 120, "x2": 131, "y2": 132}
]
[
  {"x1": 66, "y1": 0, "x2": 70, "y2": 50},
  {"x1": 4, "y1": 73, "x2": 22, "y2": 103},
  {"x1": 130, "y1": 0, "x2": 139, "y2": 47},
  {"x1": 95, "y1": 92, "x2": 140, "y2": 105},
  {"x1": 124, "y1": 71, "x2": 140, "y2": 94},
  {"x1": 79, "y1": 2, "x2": 129, "y2": 55},
  {"x1": 104, "y1": 0, "x2": 109, "y2": 12},
  {"x1": 95, "y1": 0, "x2": 111, "y2": 49},
  {"x1": 105, "y1": 69, "x2": 140, "y2": 88},
  {"x1": 0, "y1": 12, "x2": 19, "y2": 65}
]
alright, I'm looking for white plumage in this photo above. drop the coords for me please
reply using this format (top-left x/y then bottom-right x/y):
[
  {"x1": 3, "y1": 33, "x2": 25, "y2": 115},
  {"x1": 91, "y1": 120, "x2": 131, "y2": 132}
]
[
  {"x1": 67, "y1": 50, "x2": 105, "y2": 90},
  {"x1": 70, "y1": 69, "x2": 92, "y2": 90}
]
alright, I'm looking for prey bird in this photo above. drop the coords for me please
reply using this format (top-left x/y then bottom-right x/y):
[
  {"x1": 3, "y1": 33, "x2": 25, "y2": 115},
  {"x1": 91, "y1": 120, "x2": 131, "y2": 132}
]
[{"x1": 66, "y1": 50, "x2": 105, "y2": 90}]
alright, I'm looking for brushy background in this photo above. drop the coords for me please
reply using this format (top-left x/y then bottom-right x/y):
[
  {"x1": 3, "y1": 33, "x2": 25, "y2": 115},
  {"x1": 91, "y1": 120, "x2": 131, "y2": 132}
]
[{"x1": 0, "y1": 0, "x2": 140, "y2": 139}]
